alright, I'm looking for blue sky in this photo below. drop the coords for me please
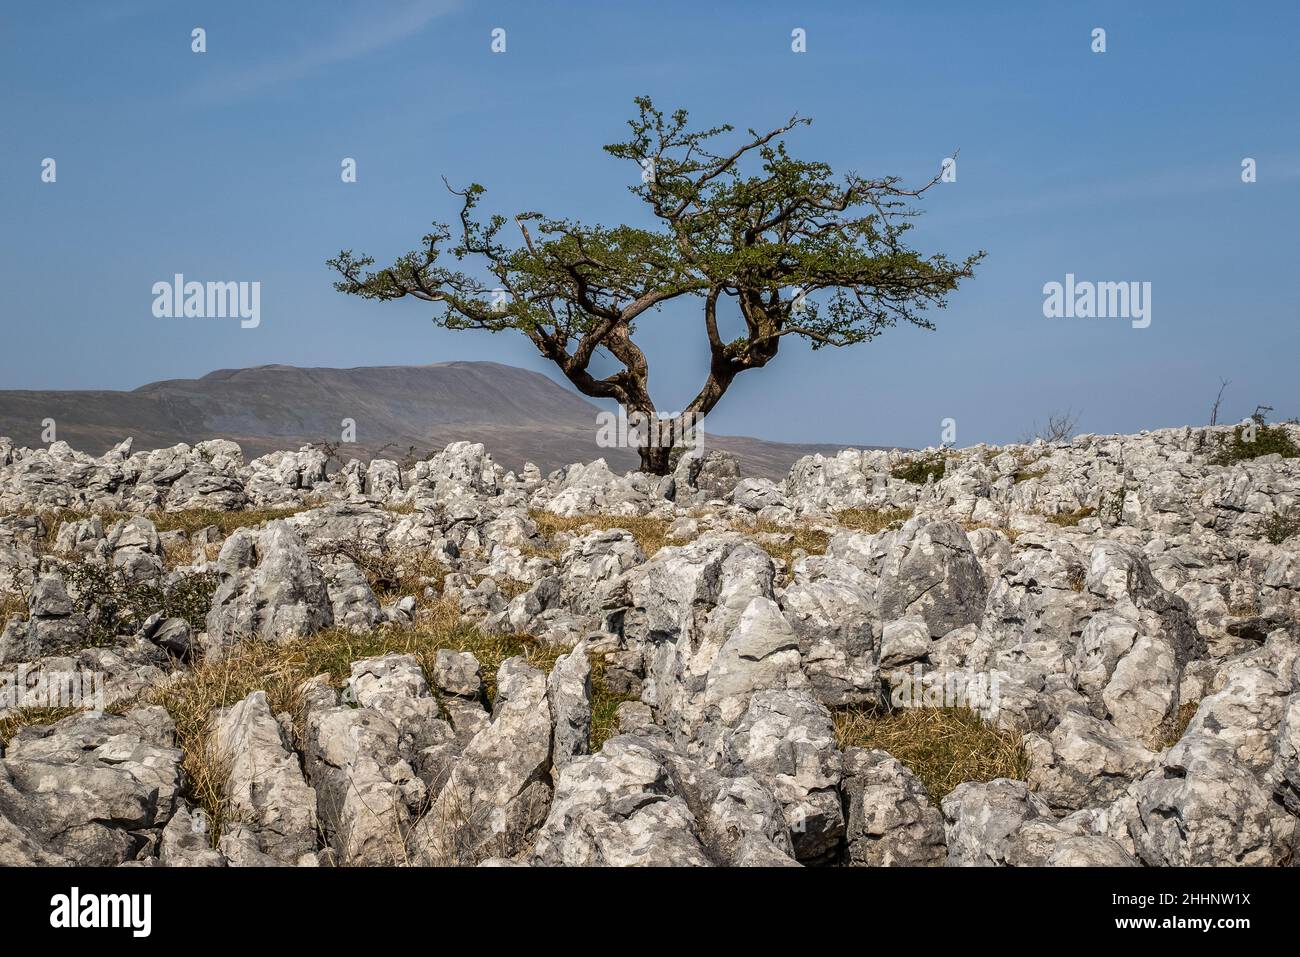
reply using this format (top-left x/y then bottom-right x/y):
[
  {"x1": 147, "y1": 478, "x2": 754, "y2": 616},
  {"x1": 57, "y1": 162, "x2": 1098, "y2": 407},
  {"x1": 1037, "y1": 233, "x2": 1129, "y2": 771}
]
[{"x1": 2, "y1": 0, "x2": 1297, "y2": 448}]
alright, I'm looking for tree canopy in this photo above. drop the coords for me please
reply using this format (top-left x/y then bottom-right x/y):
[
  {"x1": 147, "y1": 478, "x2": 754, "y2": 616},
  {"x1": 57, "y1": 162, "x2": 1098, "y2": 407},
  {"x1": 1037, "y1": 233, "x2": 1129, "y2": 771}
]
[{"x1": 329, "y1": 96, "x2": 983, "y2": 473}]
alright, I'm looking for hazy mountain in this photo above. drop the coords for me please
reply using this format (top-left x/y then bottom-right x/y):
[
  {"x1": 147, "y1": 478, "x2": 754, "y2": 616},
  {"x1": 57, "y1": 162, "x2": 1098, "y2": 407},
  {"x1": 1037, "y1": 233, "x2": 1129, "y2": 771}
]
[{"x1": 0, "y1": 362, "x2": 883, "y2": 478}]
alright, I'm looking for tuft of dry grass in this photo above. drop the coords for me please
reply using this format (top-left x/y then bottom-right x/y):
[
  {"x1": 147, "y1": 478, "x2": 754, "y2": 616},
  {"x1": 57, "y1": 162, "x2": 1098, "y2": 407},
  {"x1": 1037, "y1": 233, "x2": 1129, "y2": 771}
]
[
  {"x1": 142, "y1": 603, "x2": 625, "y2": 840},
  {"x1": 1043, "y1": 506, "x2": 1096, "y2": 527},
  {"x1": 748, "y1": 520, "x2": 831, "y2": 568},
  {"x1": 162, "y1": 538, "x2": 222, "y2": 569},
  {"x1": 0, "y1": 706, "x2": 81, "y2": 749},
  {"x1": 311, "y1": 536, "x2": 447, "y2": 606},
  {"x1": 962, "y1": 521, "x2": 1020, "y2": 543},
  {"x1": 8, "y1": 508, "x2": 119, "y2": 551},
  {"x1": 528, "y1": 511, "x2": 672, "y2": 559},
  {"x1": 1, "y1": 589, "x2": 26, "y2": 631},
  {"x1": 13, "y1": 505, "x2": 318, "y2": 556},
  {"x1": 834, "y1": 508, "x2": 913, "y2": 535},
  {"x1": 495, "y1": 578, "x2": 532, "y2": 601},
  {"x1": 589, "y1": 655, "x2": 638, "y2": 753},
  {"x1": 150, "y1": 506, "x2": 312, "y2": 537},
  {"x1": 834, "y1": 706, "x2": 1028, "y2": 802},
  {"x1": 1011, "y1": 467, "x2": 1049, "y2": 484},
  {"x1": 1149, "y1": 700, "x2": 1199, "y2": 751}
]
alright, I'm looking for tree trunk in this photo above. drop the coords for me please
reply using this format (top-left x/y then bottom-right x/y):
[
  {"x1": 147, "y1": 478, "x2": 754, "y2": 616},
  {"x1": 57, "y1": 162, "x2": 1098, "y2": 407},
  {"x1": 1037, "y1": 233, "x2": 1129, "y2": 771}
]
[{"x1": 637, "y1": 442, "x2": 674, "y2": 476}]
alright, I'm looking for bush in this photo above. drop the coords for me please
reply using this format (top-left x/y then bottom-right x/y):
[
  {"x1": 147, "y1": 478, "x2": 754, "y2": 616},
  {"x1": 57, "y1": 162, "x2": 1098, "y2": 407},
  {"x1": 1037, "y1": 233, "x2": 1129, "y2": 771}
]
[
  {"x1": 891, "y1": 455, "x2": 947, "y2": 485},
  {"x1": 60, "y1": 561, "x2": 218, "y2": 647},
  {"x1": 311, "y1": 534, "x2": 446, "y2": 603},
  {"x1": 1262, "y1": 506, "x2": 1300, "y2": 545},
  {"x1": 1211, "y1": 424, "x2": 1300, "y2": 465},
  {"x1": 150, "y1": 506, "x2": 313, "y2": 537}
]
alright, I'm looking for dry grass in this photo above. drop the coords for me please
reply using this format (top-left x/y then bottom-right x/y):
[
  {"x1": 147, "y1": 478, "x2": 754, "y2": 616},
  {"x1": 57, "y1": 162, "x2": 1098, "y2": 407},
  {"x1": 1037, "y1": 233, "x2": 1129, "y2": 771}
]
[
  {"x1": 1149, "y1": 701, "x2": 1199, "y2": 751},
  {"x1": 834, "y1": 706, "x2": 1028, "y2": 802},
  {"x1": 1006, "y1": 449, "x2": 1049, "y2": 484},
  {"x1": 589, "y1": 655, "x2": 639, "y2": 753},
  {"x1": 312, "y1": 536, "x2": 447, "y2": 605},
  {"x1": 834, "y1": 508, "x2": 913, "y2": 534},
  {"x1": 142, "y1": 603, "x2": 625, "y2": 840},
  {"x1": 162, "y1": 538, "x2": 222, "y2": 569},
  {"x1": 528, "y1": 511, "x2": 672, "y2": 558},
  {"x1": 0, "y1": 705, "x2": 80, "y2": 749},
  {"x1": 1, "y1": 589, "x2": 26, "y2": 631},
  {"x1": 7, "y1": 507, "x2": 119, "y2": 551},
  {"x1": 11, "y1": 505, "x2": 317, "y2": 554},
  {"x1": 149, "y1": 506, "x2": 313, "y2": 537},
  {"x1": 962, "y1": 521, "x2": 1020, "y2": 543},
  {"x1": 496, "y1": 578, "x2": 532, "y2": 601},
  {"x1": 749, "y1": 520, "x2": 831, "y2": 568},
  {"x1": 1011, "y1": 466, "x2": 1049, "y2": 484},
  {"x1": 1043, "y1": 506, "x2": 1096, "y2": 528}
]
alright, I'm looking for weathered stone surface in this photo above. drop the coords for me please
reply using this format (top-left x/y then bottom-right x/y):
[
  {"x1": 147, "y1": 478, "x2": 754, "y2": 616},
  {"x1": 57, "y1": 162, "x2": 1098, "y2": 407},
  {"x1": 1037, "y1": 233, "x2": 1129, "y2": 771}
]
[
  {"x1": 1116, "y1": 735, "x2": 1296, "y2": 866},
  {"x1": 2, "y1": 423, "x2": 1299, "y2": 868},
  {"x1": 942, "y1": 779, "x2": 1053, "y2": 867},
  {"x1": 0, "y1": 707, "x2": 182, "y2": 865},
  {"x1": 877, "y1": 517, "x2": 987, "y2": 637},
  {"x1": 843, "y1": 748, "x2": 945, "y2": 866},
  {"x1": 433, "y1": 649, "x2": 485, "y2": 699},
  {"x1": 211, "y1": 690, "x2": 318, "y2": 865},
  {"x1": 528, "y1": 736, "x2": 713, "y2": 866},
  {"x1": 548, "y1": 640, "x2": 593, "y2": 772},
  {"x1": 1024, "y1": 712, "x2": 1157, "y2": 812},
  {"x1": 159, "y1": 804, "x2": 226, "y2": 867},
  {"x1": 411, "y1": 658, "x2": 553, "y2": 865},
  {"x1": 719, "y1": 689, "x2": 843, "y2": 863},
  {"x1": 206, "y1": 522, "x2": 334, "y2": 645}
]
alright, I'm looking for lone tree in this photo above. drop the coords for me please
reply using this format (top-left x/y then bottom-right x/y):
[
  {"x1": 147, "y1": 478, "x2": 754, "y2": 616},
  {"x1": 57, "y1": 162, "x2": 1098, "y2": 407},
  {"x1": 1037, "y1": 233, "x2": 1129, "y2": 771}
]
[{"x1": 328, "y1": 97, "x2": 983, "y2": 474}]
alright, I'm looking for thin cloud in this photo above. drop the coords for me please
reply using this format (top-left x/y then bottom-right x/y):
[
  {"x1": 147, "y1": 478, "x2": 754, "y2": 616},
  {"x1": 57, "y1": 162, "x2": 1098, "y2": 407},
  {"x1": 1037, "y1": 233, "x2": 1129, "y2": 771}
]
[{"x1": 184, "y1": 0, "x2": 460, "y2": 105}]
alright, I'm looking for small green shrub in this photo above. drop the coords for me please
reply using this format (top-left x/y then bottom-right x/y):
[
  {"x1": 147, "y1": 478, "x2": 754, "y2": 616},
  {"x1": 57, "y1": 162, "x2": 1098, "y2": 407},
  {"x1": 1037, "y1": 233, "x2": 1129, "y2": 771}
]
[
  {"x1": 60, "y1": 561, "x2": 218, "y2": 647},
  {"x1": 891, "y1": 455, "x2": 947, "y2": 485},
  {"x1": 1262, "y1": 506, "x2": 1300, "y2": 545},
  {"x1": 1212, "y1": 424, "x2": 1300, "y2": 465}
]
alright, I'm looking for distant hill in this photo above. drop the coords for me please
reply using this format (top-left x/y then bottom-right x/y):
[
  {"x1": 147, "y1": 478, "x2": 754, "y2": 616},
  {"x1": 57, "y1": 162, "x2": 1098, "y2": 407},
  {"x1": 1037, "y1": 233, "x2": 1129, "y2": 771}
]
[{"x1": 0, "y1": 362, "x2": 885, "y2": 478}]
